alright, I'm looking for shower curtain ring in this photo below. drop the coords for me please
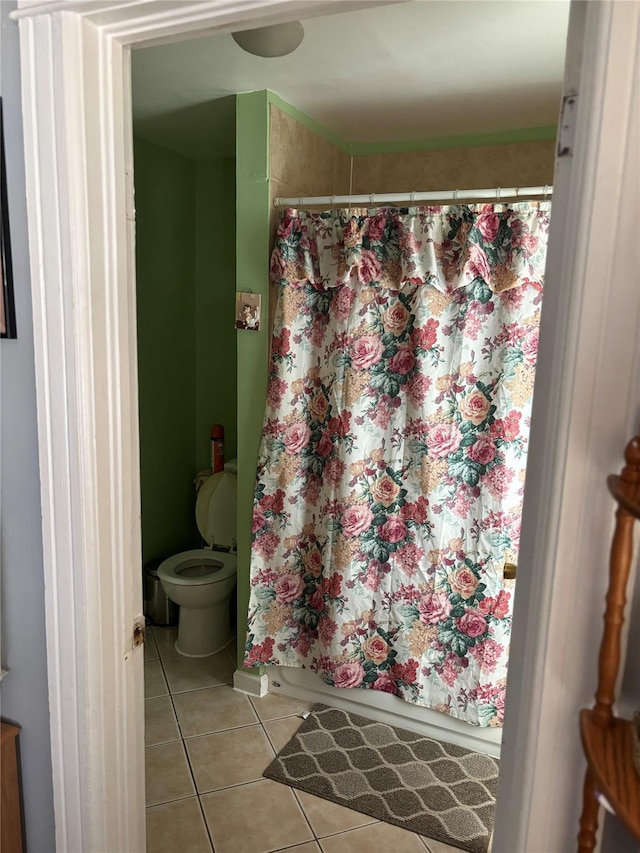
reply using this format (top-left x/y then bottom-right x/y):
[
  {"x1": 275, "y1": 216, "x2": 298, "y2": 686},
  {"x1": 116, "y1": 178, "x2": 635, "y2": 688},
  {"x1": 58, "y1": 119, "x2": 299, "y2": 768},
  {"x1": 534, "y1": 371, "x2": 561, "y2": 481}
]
[
  {"x1": 453, "y1": 189, "x2": 458, "y2": 201},
  {"x1": 497, "y1": 187, "x2": 502, "y2": 202},
  {"x1": 410, "y1": 191, "x2": 416, "y2": 204}
]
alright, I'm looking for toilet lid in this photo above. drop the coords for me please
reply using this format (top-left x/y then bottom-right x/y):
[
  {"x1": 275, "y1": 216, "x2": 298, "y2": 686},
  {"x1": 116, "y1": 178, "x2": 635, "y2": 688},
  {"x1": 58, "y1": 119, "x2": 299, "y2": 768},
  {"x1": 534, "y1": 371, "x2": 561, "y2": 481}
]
[{"x1": 195, "y1": 471, "x2": 237, "y2": 548}]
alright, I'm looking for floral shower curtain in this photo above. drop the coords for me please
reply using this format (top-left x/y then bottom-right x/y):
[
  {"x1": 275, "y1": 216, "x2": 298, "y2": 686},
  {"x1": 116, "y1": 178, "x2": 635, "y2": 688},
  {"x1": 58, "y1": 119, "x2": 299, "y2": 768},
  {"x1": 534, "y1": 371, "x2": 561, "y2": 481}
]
[{"x1": 244, "y1": 203, "x2": 550, "y2": 727}]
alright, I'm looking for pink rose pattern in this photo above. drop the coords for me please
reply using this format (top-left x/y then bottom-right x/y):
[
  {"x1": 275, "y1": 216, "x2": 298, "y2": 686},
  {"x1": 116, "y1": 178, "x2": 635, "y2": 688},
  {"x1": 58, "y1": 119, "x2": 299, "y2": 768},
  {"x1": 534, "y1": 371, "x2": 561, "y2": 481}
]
[{"x1": 245, "y1": 204, "x2": 550, "y2": 728}]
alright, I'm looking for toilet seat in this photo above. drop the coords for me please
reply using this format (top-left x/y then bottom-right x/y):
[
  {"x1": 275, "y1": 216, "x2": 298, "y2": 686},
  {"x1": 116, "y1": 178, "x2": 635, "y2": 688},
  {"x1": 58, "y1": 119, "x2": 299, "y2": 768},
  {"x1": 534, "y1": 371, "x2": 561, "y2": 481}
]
[
  {"x1": 195, "y1": 471, "x2": 237, "y2": 549},
  {"x1": 158, "y1": 549, "x2": 237, "y2": 586}
]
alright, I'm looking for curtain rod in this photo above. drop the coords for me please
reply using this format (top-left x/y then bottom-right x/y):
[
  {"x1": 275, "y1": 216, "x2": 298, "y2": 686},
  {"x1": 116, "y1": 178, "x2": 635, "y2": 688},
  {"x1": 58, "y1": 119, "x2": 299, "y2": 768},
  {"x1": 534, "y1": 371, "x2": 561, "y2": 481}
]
[{"x1": 272, "y1": 185, "x2": 553, "y2": 209}]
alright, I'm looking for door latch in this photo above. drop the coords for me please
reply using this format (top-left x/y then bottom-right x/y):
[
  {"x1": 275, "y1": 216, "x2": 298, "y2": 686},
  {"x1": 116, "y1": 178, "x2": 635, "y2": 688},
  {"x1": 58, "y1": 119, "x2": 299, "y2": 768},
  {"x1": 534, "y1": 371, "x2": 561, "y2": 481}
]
[
  {"x1": 133, "y1": 617, "x2": 146, "y2": 648},
  {"x1": 557, "y1": 92, "x2": 578, "y2": 157}
]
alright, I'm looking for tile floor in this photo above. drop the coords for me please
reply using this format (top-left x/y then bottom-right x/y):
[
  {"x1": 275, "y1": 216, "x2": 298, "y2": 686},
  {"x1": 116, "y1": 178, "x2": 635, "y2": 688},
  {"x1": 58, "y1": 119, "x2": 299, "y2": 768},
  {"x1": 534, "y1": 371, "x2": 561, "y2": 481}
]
[{"x1": 145, "y1": 626, "x2": 466, "y2": 853}]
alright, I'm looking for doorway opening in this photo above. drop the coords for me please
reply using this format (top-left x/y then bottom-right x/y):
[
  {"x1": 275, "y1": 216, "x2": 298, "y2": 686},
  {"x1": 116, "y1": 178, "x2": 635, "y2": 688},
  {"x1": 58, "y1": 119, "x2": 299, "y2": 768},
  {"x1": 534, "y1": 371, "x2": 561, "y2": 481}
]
[{"x1": 132, "y1": 2, "x2": 569, "y2": 849}]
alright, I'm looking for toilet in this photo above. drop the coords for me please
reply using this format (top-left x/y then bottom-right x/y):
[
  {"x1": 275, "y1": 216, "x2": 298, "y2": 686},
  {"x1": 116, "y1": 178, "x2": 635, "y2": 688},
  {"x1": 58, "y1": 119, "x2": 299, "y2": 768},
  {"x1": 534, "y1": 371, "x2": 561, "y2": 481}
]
[{"x1": 157, "y1": 464, "x2": 237, "y2": 657}]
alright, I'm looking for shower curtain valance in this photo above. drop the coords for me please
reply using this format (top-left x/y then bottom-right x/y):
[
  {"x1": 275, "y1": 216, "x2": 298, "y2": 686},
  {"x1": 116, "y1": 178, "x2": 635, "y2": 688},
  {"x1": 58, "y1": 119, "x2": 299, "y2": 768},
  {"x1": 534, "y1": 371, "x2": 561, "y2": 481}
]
[{"x1": 270, "y1": 203, "x2": 551, "y2": 295}]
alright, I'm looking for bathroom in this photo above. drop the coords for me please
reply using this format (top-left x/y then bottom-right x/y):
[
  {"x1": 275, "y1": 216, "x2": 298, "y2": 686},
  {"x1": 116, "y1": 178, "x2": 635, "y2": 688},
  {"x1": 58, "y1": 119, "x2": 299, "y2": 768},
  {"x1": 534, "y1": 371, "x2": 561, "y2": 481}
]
[{"x1": 134, "y1": 2, "x2": 569, "y2": 851}]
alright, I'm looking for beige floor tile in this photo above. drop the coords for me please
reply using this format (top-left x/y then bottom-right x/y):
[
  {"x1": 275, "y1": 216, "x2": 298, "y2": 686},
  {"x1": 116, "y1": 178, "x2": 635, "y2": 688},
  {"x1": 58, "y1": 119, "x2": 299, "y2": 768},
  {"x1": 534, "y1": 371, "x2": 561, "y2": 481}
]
[
  {"x1": 145, "y1": 741, "x2": 195, "y2": 806},
  {"x1": 144, "y1": 660, "x2": 168, "y2": 699},
  {"x1": 185, "y1": 724, "x2": 275, "y2": 793},
  {"x1": 201, "y1": 778, "x2": 314, "y2": 853},
  {"x1": 263, "y1": 715, "x2": 303, "y2": 753},
  {"x1": 172, "y1": 685, "x2": 258, "y2": 737},
  {"x1": 250, "y1": 692, "x2": 313, "y2": 722},
  {"x1": 146, "y1": 797, "x2": 212, "y2": 853},
  {"x1": 318, "y1": 821, "x2": 427, "y2": 853},
  {"x1": 295, "y1": 790, "x2": 377, "y2": 838},
  {"x1": 152, "y1": 625, "x2": 179, "y2": 659},
  {"x1": 422, "y1": 839, "x2": 465, "y2": 853},
  {"x1": 162, "y1": 651, "x2": 234, "y2": 693},
  {"x1": 144, "y1": 631, "x2": 159, "y2": 661},
  {"x1": 226, "y1": 642, "x2": 239, "y2": 668},
  {"x1": 145, "y1": 696, "x2": 180, "y2": 746},
  {"x1": 276, "y1": 844, "x2": 321, "y2": 853}
]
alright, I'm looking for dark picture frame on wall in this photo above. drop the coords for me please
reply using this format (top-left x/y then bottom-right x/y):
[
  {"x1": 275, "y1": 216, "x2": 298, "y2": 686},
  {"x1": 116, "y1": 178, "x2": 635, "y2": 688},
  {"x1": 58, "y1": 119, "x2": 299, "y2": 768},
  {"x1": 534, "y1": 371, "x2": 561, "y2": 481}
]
[{"x1": 1, "y1": 97, "x2": 17, "y2": 339}]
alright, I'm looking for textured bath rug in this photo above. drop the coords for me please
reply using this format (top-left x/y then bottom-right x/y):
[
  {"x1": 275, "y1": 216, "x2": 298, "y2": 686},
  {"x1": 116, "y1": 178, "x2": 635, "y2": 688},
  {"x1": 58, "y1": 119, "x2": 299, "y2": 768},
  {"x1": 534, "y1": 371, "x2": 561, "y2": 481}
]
[{"x1": 263, "y1": 703, "x2": 498, "y2": 853}]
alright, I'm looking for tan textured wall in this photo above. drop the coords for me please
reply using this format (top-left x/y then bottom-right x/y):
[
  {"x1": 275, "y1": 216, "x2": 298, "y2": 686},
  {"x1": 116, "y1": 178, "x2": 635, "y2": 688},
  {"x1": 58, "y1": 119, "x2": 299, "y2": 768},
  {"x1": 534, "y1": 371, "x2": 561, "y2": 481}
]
[
  {"x1": 269, "y1": 105, "x2": 555, "y2": 213},
  {"x1": 351, "y1": 140, "x2": 556, "y2": 194},
  {"x1": 269, "y1": 104, "x2": 351, "y2": 202}
]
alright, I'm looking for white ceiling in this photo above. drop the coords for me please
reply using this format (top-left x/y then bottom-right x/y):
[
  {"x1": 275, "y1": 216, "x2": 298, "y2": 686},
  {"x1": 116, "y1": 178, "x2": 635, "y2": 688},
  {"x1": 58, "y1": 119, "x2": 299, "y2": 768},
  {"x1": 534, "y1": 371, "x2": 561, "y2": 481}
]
[{"x1": 131, "y1": 0, "x2": 570, "y2": 160}]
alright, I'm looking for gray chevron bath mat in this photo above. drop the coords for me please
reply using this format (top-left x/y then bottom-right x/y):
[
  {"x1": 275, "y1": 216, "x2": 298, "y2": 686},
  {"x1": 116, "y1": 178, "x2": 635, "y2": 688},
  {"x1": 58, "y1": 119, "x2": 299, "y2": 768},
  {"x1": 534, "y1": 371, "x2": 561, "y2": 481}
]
[{"x1": 263, "y1": 703, "x2": 498, "y2": 853}]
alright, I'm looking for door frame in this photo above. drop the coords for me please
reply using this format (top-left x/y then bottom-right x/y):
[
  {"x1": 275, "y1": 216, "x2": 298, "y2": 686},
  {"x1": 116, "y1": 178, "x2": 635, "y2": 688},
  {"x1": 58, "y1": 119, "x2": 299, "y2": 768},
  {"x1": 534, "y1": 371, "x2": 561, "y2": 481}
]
[{"x1": 11, "y1": 0, "x2": 640, "y2": 850}]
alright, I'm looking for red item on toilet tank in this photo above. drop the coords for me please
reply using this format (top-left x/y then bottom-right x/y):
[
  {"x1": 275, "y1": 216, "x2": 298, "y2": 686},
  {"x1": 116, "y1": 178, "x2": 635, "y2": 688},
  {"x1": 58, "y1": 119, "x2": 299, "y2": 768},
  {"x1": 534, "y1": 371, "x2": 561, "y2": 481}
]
[{"x1": 211, "y1": 424, "x2": 225, "y2": 473}]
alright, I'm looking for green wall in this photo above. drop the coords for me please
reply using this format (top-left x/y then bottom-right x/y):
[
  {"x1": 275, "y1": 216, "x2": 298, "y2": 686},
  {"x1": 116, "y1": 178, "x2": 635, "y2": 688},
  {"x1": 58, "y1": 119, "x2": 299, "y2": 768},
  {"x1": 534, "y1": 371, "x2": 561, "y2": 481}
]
[
  {"x1": 135, "y1": 137, "x2": 237, "y2": 566},
  {"x1": 235, "y1": 91, "x2": 271, "y2": 667},
  {"x1": 195, "y1": 158, "x2": 237, "y2": 473},
  {"x1": 135, "y1": 138, "x2": 197, "y2": 563}
]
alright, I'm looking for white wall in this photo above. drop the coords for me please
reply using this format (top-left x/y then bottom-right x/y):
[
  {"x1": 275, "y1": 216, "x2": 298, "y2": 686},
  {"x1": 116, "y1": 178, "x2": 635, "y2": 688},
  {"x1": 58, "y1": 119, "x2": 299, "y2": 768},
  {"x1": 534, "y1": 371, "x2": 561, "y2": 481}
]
[{"x1": 0, "y1": 2, "x2": 55, "y2": 850}]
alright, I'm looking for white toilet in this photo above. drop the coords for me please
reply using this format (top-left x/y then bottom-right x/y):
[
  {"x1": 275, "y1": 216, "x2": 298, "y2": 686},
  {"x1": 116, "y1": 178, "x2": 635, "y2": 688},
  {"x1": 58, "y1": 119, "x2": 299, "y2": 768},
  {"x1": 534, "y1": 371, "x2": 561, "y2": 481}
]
[{"x1": 157, "y1": 465, "x2": 237, "y2": 658}]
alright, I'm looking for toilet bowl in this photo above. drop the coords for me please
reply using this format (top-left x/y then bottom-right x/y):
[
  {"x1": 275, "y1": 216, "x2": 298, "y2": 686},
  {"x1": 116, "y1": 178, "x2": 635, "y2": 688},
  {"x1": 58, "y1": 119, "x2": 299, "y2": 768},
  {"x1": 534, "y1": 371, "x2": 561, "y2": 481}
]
[{"x1": 158, "y1": 467, "x2": 237, "y2": 657}]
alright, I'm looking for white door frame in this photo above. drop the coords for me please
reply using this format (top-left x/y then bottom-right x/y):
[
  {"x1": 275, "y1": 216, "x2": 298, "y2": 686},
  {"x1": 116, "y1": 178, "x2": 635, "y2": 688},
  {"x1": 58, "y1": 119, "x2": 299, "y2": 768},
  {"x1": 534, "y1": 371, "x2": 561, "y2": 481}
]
[{"x1": 12, "y1": 0, "x2": 640, "y2": 850}]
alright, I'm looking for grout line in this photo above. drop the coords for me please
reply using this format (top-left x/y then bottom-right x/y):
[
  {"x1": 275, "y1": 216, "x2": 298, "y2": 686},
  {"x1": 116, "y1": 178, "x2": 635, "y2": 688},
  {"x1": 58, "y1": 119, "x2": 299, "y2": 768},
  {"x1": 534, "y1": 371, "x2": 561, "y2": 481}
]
[
  {"x1": 260, "y1": 713, "x2": 278, "y2": 763},
  {"x1": 144, "y1": 691, "x2": 170, "y2": 701},
  {"x1": 196, "y1": 776, "x2": 279, "y2": 796},
  {"x1": 270, "y1": 841, "x2": 322, "y2": 853},
  {"x1": 165, "y1": 682, "x2": 237, "y2": 698},
  {"x1": 289, "y1": 788, "x2": 318, "y2": 843},
  {"x1": 247, "y1": 694, "x2": 311, "y2": 724},
  {"x1": 169, "y1": 681, "x2": 234, "y2": 695},
  {"x1": 192, "y1": 775, "x2": 274, "y2": 797},
  {"x1": 157, "y1": 645, "x2": 217, "y2": 853},
  {"x1": 224, "y1": 636, "x2": 237, "y2": 667},
  {"x1": 181, "y1": 720, "x2": 261, "y2": 740},
  {"x1": 155, "y1": 654, "x2": 194, "y2": 783},
  {"x1": 143, "y1": 659, "x2": 169, "y2": 700},
  {"x1": 258, "y1": 714, "x2": 318, "y2": 843},
  {"x1": 259, "y1": 719, "x2": 281, "y2": 754},
  {"x1": 196, "y1": 795, "x2": 216, "y2": 853},
  {"x1": 144, "y1": 794, "x2": 200, "y2": 813},
  {"x1": 302, "y1": 814, "x2": 381, "y2": 840},
  {"x1": 146, "y1": 792, "x2": 197, "y2": 809},
  {"x1": 144, "y1": 628, "x2": 159, "y2": 662}
]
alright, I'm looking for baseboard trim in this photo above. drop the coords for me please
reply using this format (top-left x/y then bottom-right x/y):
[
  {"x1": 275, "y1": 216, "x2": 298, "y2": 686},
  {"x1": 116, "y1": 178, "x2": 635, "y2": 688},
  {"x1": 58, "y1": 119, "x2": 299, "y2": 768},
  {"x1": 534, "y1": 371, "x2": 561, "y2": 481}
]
[{"x1": 233, "y1": 669, "x2": 269, "y2": 698}]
